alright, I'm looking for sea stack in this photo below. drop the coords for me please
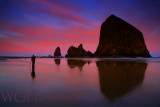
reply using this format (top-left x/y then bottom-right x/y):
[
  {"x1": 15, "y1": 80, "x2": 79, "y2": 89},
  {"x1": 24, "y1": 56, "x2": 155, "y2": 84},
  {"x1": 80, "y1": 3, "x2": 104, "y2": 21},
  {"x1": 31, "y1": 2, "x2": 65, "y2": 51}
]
[
  {"x1": 54, "y1": 47, "x2": 61, "y2": 57},
  {"x1": 94, "y1": 14, "x2": 151, "y2": 57},
  {"x1": 65, "y1": 44, "x2": 93, "y2": 57}
]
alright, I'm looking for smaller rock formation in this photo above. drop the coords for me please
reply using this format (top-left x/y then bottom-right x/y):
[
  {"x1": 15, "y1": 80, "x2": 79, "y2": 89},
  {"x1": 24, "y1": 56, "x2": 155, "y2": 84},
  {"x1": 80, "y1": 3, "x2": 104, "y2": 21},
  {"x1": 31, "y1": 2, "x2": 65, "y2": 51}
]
[
  {"x1": 65, "y1": 44, "x2": 93, "y2": 57},
  {"x1": 54, "y1": 47, "x2": 61, "y2": 57}
]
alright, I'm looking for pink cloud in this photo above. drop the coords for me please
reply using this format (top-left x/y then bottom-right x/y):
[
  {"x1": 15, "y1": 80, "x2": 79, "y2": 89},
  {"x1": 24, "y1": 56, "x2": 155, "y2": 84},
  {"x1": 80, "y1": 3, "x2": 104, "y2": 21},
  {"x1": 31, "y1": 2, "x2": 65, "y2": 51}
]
[
  {"x1": 0, "y1": 20, "x2": 100, "y2": 54},
  {"x1": 144, "y1": 35, "x2": 160, "y2": 52},
  {"x1": 0, "y1": 22, "x2": 56, "y2": 38}
]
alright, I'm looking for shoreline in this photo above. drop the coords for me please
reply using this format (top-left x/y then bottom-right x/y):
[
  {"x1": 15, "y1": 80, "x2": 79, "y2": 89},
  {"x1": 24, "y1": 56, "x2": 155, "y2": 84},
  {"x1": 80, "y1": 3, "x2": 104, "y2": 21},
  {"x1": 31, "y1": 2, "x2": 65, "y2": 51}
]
[{"x1": 0, "y1": 56, "x2": 160, "y2": 59}]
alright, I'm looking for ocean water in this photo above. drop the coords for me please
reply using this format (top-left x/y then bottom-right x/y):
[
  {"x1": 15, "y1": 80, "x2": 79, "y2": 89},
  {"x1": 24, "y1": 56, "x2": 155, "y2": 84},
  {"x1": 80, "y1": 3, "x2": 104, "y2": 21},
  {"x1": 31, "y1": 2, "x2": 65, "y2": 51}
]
[{"x1": 0, "y1": 58, "x2": 160, "y2": 107}]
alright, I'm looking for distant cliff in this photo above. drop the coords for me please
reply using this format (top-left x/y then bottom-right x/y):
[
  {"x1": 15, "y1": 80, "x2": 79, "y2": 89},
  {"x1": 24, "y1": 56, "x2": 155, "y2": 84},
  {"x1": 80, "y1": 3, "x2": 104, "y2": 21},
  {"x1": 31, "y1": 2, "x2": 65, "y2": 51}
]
[{"x1": 94, "y1": 14, "x2": 151, "y2": 57}]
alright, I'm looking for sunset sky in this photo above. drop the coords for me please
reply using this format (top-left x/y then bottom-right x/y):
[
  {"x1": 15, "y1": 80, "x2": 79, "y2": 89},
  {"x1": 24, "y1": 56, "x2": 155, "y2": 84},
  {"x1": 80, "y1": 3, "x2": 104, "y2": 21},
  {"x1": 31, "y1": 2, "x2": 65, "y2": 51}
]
[{"x1": 0, "y1": 0, "x2": 160, "y2": 56}]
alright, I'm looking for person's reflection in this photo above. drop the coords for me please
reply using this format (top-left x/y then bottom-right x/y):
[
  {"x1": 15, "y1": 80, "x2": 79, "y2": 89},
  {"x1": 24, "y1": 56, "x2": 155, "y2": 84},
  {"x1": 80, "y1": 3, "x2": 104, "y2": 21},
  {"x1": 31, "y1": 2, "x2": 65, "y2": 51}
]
[
  {"x1": 31, "y1": 54, "x2": 36, "y2": 79},
  {"x1": 67, "y1": 59, "x2": 91, "y2": 71},
  {"x1": 54, "y1": 58, "x2": 61, "y2": 65},
  {"x1": 96, "y1": 60, "x2": 147, "y2": 100}
]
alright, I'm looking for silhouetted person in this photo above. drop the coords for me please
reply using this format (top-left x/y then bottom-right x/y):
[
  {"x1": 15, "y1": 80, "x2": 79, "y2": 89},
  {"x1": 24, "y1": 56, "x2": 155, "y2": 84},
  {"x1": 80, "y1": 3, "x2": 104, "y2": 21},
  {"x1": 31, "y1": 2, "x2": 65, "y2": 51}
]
[
  {"x1": 31, "y1": 54, "x2": 36, "y2": 79},
  {"x1": 31, "y1": 54, "x2": 35, "y2": 64}
]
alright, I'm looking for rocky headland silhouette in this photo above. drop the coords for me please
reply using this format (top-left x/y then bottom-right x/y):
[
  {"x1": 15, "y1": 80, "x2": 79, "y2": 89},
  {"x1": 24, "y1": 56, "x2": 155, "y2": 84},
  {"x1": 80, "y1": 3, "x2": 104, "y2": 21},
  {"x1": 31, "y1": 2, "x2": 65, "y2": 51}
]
[{"x1": 65, "y1": 44, "x2": 93, "y2": 57}]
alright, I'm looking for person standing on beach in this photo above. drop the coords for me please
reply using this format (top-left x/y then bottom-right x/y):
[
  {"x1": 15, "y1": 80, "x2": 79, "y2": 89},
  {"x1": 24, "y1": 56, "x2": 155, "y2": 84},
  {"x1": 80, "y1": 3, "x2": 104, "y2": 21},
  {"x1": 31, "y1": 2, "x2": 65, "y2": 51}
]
[
  {"x1": 31, "y1": 54, "x2": 36, "y2": 78},
  {"x1": 31, "y1": 54, "x2": 36, "y2": 64}
]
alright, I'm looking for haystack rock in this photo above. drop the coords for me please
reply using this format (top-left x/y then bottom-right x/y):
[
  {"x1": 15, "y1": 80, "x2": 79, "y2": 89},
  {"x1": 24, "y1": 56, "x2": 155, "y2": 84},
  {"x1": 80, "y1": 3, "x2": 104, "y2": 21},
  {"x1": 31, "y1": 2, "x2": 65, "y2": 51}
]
[
  {"x1": 65, "y1": 44, "x2": 93, "y2": 57},
  {"x1": 54, "y1": 47, "x2": 61, "y2": 57},
  {"x1": 95, "y1": 14, "x2": 151, "y2": 57}
]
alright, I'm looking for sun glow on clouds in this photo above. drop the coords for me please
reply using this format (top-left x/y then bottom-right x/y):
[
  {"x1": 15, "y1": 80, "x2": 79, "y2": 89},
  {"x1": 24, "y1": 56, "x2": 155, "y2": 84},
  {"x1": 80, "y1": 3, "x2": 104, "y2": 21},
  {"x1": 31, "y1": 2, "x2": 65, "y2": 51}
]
[{"x1": 0, "y1": 0, "x2": 160, "y2": 56}]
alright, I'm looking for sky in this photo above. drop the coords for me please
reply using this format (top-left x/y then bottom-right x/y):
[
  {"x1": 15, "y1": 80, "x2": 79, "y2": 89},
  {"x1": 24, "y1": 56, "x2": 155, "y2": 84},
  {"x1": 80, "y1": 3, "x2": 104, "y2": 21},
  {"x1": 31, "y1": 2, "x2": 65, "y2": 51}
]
[{"x1": 0, "y1": 0, "x2": 160, "y2": 57}]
